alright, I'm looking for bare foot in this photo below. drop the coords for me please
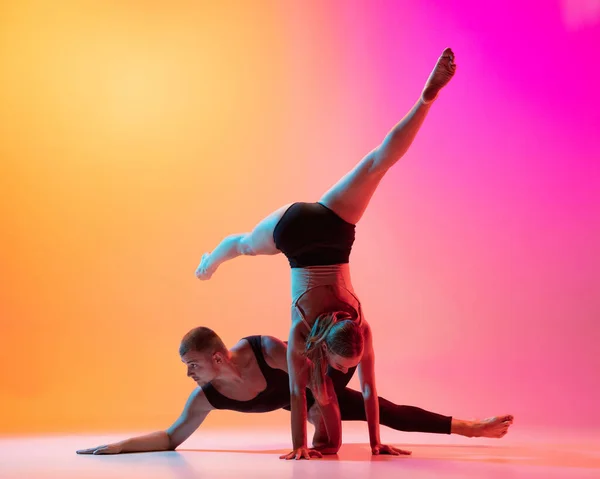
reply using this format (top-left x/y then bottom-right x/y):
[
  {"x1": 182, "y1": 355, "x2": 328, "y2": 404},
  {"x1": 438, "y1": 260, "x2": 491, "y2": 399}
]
[
  {"x1": 421, "y1": 48, "x2": 457, "y2": 103},
  {"x1": 471, "y1": 415, "x2": 514, "y2": 438},
  {"x1": 195, "y1": 252, "x2": 216, "y2": 280}
]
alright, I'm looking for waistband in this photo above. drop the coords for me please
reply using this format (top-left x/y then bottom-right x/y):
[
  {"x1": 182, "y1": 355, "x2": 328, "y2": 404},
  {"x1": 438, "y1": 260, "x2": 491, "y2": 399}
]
[{"x1": 291, "y1": 263, "x2": 355, "y2": 301}]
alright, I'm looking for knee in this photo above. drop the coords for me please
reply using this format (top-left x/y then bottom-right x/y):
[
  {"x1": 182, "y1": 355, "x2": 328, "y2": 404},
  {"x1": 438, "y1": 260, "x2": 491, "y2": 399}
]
[
  {"x1": 320, "y1": 445, "x2": 341, "y2": 455},
  {"x1": 307, "y1": 405, "x2": 318, "y2": 425},
  {"x1": 237, "y1": 234, "x2": 256, "y2": 256}
]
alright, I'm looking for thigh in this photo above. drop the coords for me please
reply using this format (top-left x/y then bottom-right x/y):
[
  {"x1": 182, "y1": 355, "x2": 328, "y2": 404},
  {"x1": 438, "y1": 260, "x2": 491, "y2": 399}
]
[
  {"x1": 318, "y1": 150, "x2": 386, "y2": 225},
  {"x1": 337, "y1": 387, "x2": 367, "y2": 422},
  {"x1": 326, "y1": 365, "x2": 357, "y2": 393},
  {"x1": 242, "y1": 203, "x2": 294, "y2": 255}
]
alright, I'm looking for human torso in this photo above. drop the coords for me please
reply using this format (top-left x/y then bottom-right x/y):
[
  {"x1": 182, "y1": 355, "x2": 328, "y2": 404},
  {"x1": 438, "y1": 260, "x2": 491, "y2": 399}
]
[{"x1": 201, "y1": 336, "x2": 292, "y2": 413}]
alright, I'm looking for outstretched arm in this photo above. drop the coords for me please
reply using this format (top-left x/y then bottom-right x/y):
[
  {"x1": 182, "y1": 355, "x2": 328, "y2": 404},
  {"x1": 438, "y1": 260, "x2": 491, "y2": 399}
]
[
  {"x1": 76, "y1": 388, "x2": 213, "y2": 455},
  {"x1": 195, "y1": 203, "x2": 292, "y2": 280}
]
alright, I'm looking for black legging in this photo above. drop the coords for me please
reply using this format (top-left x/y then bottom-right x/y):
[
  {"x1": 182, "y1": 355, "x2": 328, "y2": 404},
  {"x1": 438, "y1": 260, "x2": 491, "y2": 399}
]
[
  {"x1": 337, "y1": 387, "x2": 452, "y2": 434},
  {"x1": 302, "y1": 366, "x2": 453, "y2": 434}
]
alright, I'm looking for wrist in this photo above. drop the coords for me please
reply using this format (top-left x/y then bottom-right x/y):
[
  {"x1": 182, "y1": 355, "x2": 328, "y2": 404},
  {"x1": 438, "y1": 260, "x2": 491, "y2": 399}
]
[
  {"x1": 292, "y1": 433, "x2": 307, "y2": 448},
  {"x1": 292, "y1": 430, "x2": 307, "y2": 450}
]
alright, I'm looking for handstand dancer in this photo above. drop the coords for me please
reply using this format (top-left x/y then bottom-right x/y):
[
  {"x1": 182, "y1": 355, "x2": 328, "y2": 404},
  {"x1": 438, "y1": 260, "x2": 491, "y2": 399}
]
[
  {"x1": 77, "y1": 327, "x2": 513, "y2": 455},
  {"x1": 195, "y1": 49, "x2": 458, "y2": 459}
]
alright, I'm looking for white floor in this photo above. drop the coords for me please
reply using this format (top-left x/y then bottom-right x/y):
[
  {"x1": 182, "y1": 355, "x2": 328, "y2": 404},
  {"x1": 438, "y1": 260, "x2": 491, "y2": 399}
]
[{"x1": 2, "y1": 426, "x2": 599, "y2": 479}]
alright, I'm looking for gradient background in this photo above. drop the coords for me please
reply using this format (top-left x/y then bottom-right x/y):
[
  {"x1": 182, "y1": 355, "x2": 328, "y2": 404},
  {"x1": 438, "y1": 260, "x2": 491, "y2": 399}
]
[{"x1": 1, "y1": 0, "x2": 599, "y2": 435}]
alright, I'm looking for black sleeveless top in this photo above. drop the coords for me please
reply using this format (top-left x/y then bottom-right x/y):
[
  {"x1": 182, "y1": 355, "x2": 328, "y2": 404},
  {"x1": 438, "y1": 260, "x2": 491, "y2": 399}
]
[
  {"x1": 273, "y1": 202, "x2": 356, "y2": 268},
  {"x1": 201, "y1": 336, "x2": 292, "y2": 413},
  {"x1": 202, "y1": 335, "x2": 355, "y2": 412}
]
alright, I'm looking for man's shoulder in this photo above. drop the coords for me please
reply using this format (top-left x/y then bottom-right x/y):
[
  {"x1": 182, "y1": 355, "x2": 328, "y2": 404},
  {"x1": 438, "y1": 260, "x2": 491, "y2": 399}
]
[{"x1": 259, "y1": 335, "x2": 288, "y2": 371}]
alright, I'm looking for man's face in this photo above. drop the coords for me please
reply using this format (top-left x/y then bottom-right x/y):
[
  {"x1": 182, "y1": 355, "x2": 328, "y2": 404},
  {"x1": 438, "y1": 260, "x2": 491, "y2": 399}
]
[{"x1": 180, "y1": 350, "x2": 220, "y2": 386}]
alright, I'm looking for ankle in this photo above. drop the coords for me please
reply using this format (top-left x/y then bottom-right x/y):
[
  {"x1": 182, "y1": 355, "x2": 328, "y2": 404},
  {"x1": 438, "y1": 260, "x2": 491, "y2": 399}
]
[
  {"x1": 420, "y1": 90, "x2": 438, "y2": 105},
  {"x1": 451, "y1": 419, "x2": 475, "y2": 437}
]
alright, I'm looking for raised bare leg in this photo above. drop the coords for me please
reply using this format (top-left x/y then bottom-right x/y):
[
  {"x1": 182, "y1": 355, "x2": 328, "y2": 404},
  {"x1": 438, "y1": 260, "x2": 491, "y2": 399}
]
[
  {"x1": 319, "y1": 48, "x2": 456, "y2": 225},
  {"x1": 195, "y1": 203, "x2": 292, "y2": 280}
]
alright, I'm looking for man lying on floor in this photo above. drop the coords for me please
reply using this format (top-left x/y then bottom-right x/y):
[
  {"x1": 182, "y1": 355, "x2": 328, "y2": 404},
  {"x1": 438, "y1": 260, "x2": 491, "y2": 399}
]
[{"x1": 77, "y1": 327, "x2": 513, "y2": 457}]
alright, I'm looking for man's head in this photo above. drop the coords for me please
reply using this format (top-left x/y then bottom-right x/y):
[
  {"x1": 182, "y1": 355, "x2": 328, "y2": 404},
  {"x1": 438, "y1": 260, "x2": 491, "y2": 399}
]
[{"x1": 179, "y1": 327, "x2": 229, "y2": 386}]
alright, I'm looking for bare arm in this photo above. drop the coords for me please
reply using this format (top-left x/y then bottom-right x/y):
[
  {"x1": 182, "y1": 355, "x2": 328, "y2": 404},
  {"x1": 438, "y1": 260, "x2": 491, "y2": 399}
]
[
  {"x1": 76, "y1": 388, "x2": 213, "y2": 455},
  {"x1": 286, "y1": 323, "x2": 311, "y2": 451},
  {"x1": 357, "y1": 323, "x2": 419, "y2": 456},
  {"x1": 261, "y1": 335, "x2": 290, "y2": 372},
  {"x1": 164, "y1": 387, "x2": 213, "y2": 449},
  {"x1": 357, "y1": 322, "x2": 381, "y2": 449}
]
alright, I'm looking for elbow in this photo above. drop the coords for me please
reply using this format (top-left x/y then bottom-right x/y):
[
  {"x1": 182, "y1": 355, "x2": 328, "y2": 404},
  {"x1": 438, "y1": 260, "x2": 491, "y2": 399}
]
[
  {"x1": 164, "y1": 432, "x2": 178, "y2": 451},
  {"x1": 362, "y1": 383, "x2": 375, "y2": 400}
]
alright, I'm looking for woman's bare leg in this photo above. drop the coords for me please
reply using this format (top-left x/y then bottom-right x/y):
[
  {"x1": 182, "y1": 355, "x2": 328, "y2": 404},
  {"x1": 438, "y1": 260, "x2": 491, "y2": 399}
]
[
  {"x1": 319, "y1": 48, "x2": 456, "y2": 225},
  {"x1": 196, "y1": 50, "x2": 457, "y2": 278},
  {"x1": 195, "y1": 203, "x2": 293, "y2": 280}
]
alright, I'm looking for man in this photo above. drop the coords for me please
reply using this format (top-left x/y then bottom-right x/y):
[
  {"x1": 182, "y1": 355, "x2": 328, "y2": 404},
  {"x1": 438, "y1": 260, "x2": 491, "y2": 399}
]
[{"x1": 77, "y1": 327, "x2": 513, "y2": 457}]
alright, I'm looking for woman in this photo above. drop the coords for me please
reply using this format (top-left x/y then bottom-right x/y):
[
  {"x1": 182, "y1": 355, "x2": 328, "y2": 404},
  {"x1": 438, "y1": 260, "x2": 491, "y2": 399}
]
[{"x1": 195, "y1": 48, "x2": 457, "y2": 460}]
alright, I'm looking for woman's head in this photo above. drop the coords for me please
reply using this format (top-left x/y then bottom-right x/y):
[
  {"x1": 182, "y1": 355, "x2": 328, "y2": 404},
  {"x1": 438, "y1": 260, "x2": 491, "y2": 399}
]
[
  {"x1": 304, "y1": 311, "x2": 364, "y2": 397},
  {"x1": 323, "y1": 318, "x2": 364, "y2": 372}
]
